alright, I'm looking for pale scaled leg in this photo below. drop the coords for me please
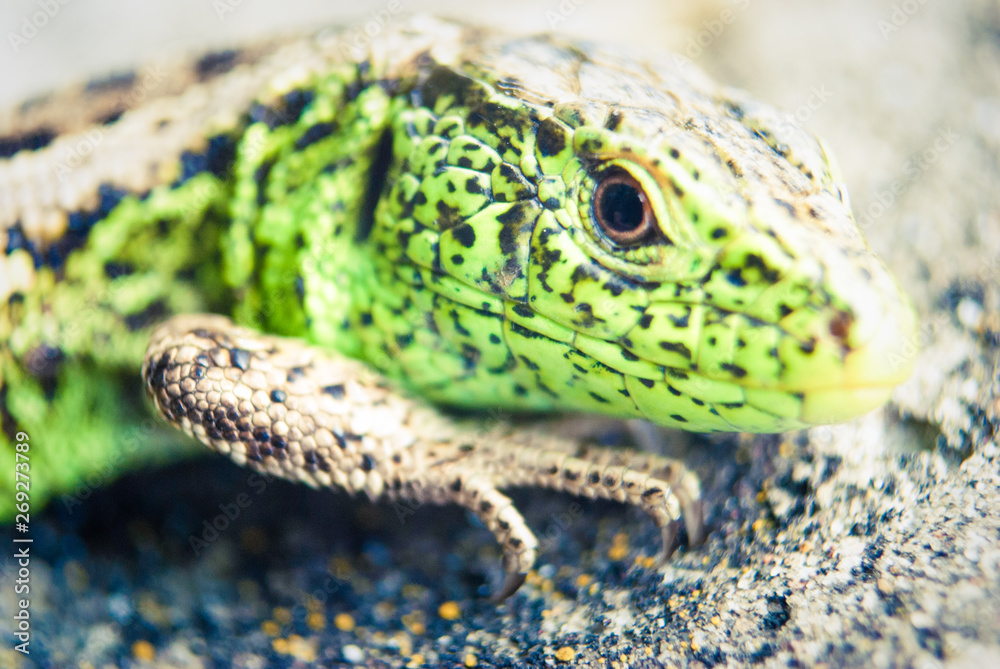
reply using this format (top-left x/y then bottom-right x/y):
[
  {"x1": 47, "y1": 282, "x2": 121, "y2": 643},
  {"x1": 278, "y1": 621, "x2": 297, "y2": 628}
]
[{"x1": 142, "y1": 314, "x2": 703, "y2": 599}]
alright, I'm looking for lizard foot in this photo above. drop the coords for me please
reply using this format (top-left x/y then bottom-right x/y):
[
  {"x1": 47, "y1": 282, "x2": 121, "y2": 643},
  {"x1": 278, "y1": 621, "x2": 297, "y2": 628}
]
[{"x1": 143, "y1": 314, "x2": 703, "y2": 600}]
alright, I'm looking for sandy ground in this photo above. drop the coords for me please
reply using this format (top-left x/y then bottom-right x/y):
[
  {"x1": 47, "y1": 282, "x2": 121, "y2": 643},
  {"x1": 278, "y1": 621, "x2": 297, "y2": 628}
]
[{"x1": 1, "y1": 0, "x2": 999, "y2": 667}]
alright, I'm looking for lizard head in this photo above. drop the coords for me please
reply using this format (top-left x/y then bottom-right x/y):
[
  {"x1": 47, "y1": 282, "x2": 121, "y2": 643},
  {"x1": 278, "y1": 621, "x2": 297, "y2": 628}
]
[{"x1": 357, "y1": 32, "x2": 917, "y2": 432}]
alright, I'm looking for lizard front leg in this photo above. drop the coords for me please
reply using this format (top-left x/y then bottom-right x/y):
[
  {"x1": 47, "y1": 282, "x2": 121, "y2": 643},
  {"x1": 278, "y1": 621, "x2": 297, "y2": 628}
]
[{"x1": 142, "y1": 314, "x2": 703, "y2": 599}]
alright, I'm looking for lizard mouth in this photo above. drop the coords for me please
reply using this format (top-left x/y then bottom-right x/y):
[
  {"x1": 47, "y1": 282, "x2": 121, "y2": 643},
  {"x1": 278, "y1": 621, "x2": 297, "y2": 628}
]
[{"x1": 797, "y1": 299, "x2": 918, "y2": 425}]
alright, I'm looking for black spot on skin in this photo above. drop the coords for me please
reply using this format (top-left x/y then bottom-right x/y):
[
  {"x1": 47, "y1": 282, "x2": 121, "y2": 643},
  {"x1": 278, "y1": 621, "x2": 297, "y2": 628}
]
[
  {"x1": 97, "y1": 108, "x2": 125, "y2": 125},
  {"x1": 489, "y1": 333, "x2": 502, "y2": 345},
  {"x1": 667, "y1": 385, "x2": 681, "y2": 397},
  {"x1": 692, "y1": 398, "x2": 705, "y2": 406},
  {"x1": 24, "y1": 344, "x2": 64, "y2": 381},
  {"x1": 512, "y1": 303, "x2": 534, "y2": 319},
  {"x1": 282, "y1": 89, "x2": 315, "y2": 123},
  {"x1": 0, "y1": 128, "x2": 58, "y2": 158},
  {"x1": 464, "y1": 176, "x2": 484, "y2": 196},
  {"x1": 604, "y1": 110, "x2": 623, "y2": 131},
  {"x1": 518, "y1": 355, "x2": 540, "y2": 371},
  {"x1": 253, "y1": 158, "x2": 276, "y2": 206},
  {"x1": 85, "y1": 70, "x2": 137, "y2": 94},
  {"x1": 103, "y1": 261, "x2": 133, "y2": 279},
  {"x1": 450, "y1": 253, "x2": 464, "y2": 265},
  {"x1": 667, "y1": 309, "x2": 690, "y2": 328},
  {"x1": 4, "y1": 223, "x2": 28, "y2": 255},
  {"x1": 450, "y1": 478, "x2": 463, "y2": 492},
  {"x1": 799, "y1": 339, "x2": 816, "y2": 354},
  {"x1": 563, "y1": 469, "x2": 581, "y2": 481},
  {"x1": 396, "y1": 333, "x2": 414, "y2": 349},
  {"x1": 670, "y1": 414, "x2": 688, "y2": 422},
  {"x1": 588, "y1": 472, "x2": 601, "y2": 484},
  {"x1": 204, "y1": 134, "x2": 238, "y2": 179},
  {"x1": 727, "y1": 270, "x2": 747, "y2": 287},
  {"x1": 708, "y1": 337, "x2": 717, "y2": 347},
  {"x1": 638, "y1": 313, "x2": 653, "y2": 329},
  {"x1": 720, "y1": 363, "x2": 748, "y2": 378},
  {"x1": 659, "y1": 341, "x2": 692, "y2": 359},
  {"x1": 295, "y1": 122, "x2": 336, "y2": 150},
  {"x1": 778, "y1": 305, "x2": 793, "y2": 318},
  {"x1": 322, "y1": 384, "x2": 346, "y2": 399},
  {"x1": 357, "y1": 128, "x2": 393, "y2": 243},
  {"x1": 537, "y1": 118, "x2": 568, "y2": 156},
  {"x1": 269, "y1": 389, "x2": 286, "y2": 403},
  {"x1": 451, "y1": 224, "x2": 476, "y2": 248},
  {"x1": 123, "y1": 299, "x2": 167, "y2": 332},
  {"x1": 745, "y1": 254, "x2": 781, "y2": 284},
  {"x1": 195, "y1": 49, "x2": 240, "y2": 79},
  {"x1": 669, "y1": 148, "x2": 680, "y2": 159},
  {"x1": 588, "y1": 392, "x2": 610, "y2": 404},
  {"x1": 638, "y1": 378, "x2": 655, "y2": 388},
  {"x1": 641, "y1": 487, "x2": 663, "y2": 499},
  {"x1": 229, "y1": 348, "x2": 250, "y2": 371},
  {"x1": 774, "y1": 199, "x2": 797, "y2": 217},
  {"x1": 360, "y1": 454, "x2": 374, "y2": 472}
]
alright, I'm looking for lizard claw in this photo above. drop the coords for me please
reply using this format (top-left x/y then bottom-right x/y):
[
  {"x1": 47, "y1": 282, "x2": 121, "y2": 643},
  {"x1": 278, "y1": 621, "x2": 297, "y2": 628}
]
[{"x1": 492, "y1": 571, "x2": 528, "y2": 603}]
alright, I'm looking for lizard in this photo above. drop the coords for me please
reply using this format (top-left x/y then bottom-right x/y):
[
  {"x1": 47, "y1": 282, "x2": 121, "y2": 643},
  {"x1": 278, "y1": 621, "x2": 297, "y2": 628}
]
[{"x1": 0, "y1": 16, "x2": 916, "y2": 598}]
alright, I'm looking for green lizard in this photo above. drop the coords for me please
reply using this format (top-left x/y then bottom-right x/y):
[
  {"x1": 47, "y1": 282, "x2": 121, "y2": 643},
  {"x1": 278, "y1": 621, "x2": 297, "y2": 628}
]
[{"x1": 1, "y1": 17, "x2": 915, "y2": 596}]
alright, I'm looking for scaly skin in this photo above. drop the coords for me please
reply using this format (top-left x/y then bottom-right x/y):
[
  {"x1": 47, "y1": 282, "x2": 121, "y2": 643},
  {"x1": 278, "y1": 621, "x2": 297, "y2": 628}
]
[{"x1": 1, "y1": 18, "x2": 915, "y2": 591}]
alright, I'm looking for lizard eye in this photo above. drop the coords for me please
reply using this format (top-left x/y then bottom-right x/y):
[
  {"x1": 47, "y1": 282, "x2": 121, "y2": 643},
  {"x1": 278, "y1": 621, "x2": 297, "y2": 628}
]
[{"x1": 592, "y1": 169, "x2": 657, "y2": 245}]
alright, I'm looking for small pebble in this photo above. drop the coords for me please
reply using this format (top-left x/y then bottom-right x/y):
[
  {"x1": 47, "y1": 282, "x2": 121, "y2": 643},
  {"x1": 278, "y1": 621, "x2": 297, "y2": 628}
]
[
  {"x1": 555, "y1": 646, "x2": 576, "y2": 662},
  {"x1": 132, "y1": 640, "x2": 155, "y2": 661},
  {"x1": 343, "y1": 644, "x2": 365, "y2": 663},
  {"x1": 439, "y1": 601, "x2": 461, "y2": 620}
]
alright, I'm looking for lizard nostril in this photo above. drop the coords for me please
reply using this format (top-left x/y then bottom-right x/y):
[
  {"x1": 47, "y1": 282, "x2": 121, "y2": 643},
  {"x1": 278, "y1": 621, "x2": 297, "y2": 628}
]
[{"x1": 829, "y1": 311, "x2": 853, "y2": 347}]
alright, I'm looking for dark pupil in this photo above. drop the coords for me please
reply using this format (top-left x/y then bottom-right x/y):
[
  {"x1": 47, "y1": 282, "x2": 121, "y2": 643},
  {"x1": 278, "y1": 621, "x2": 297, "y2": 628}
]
[{"x1": 599, "y1": 182, "x2": 644, "y2": 232}]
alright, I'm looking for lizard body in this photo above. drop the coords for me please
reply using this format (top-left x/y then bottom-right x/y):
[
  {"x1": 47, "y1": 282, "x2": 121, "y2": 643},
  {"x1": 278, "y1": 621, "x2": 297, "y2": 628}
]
[{"x1": 0, "y1": 17, "x2": 915, "y2": 595}]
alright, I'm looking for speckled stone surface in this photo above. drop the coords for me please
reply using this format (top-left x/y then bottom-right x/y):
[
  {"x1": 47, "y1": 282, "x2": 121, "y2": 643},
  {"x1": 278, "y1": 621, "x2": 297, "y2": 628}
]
[{"x1": 2, "y1": 0, "x2": 999, "y2": 667}]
